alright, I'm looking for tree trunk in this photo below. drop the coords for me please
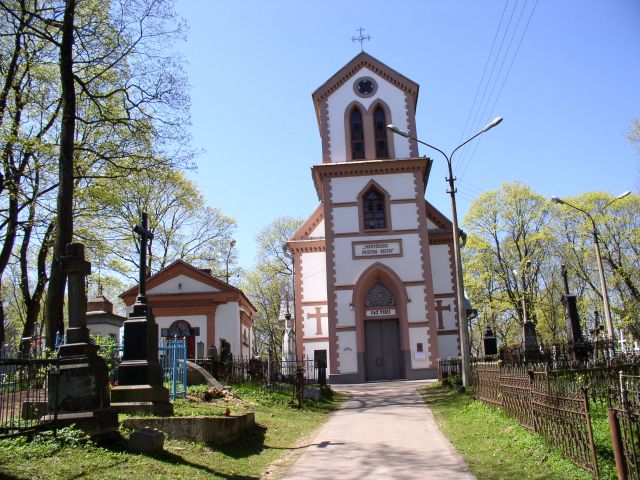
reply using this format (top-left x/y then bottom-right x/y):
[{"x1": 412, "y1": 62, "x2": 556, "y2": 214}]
[{"x1": 44, "y1": 0, "x2": 76, "y2": 348}]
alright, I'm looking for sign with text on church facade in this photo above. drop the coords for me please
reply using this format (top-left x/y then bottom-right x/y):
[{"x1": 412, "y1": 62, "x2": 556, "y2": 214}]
[
  {"x1": 365, "y1": 307, "x2": 397, "y2": 317},
  {"x1": 352, "y1": 239, "x2": 402, "y2": 259}
]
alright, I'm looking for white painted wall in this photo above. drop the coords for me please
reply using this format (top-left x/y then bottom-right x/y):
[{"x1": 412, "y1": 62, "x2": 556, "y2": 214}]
[
  {"x1": 409, "y1": 326, "x2": 431, "y2": 369},
  {"x1": 390, "y1": 203, "x2": 419, "y2": 231},
  {"x1": 148, "y1": 274, "x2": 218, "y2": 295},
  {"x1": 333, "y1": 233, "x2": 423, "y2": 285},
  {"x1": 430, "y1": 244, "x2": 454, "y2": 294},
  {"x1": 426, "y1": 218, "x2": 438, "y2": 229},
  {"x1": 331, "y1": 173, "x2": 415, "y2": 204},
  {"x1": 435, "y1": 297, "x2": 457, "y2": 330},
  {"x1": 335, "y1": 289, "x2": 355, "y2": 326},
  {"x1": 302, "y1": 305, "x2": 329, "y2": 339},
  {"x1": 326, "y1": 67, "x2": 411, "y2": 163},
  {"x1": 301, "y1": 252, "x2": 327, "y2": 302},
  {"x1": 155, "y1": 314, "x2": 208, "y2": 348},
  {"x1": 406, "y1": 285, "x2": 427, "y2": 322},
  {"x1": 438, "y1": 335, "x2": 459, "y2": 359},
  {"x1": 88, "y1": 324, "x2": 120, "y2": 341},
  {"x1": 241, "y1": 324, "x2": 251, "y2": 359},
  {"x1": 215, "y1": 302, "x2": 241, "y2": 358},
  {"x1": 309, "y1": 219, "x2": 325, "y2": 238},
  {"x1": 302, "y1": 341, "x2": 330, "y2": 373},
  {"x1": 332, "y1": 206, "x2": 359, "y2": 234},
  {"x1": 337, "y1": 331, "x2": 357, "y2": 373}
]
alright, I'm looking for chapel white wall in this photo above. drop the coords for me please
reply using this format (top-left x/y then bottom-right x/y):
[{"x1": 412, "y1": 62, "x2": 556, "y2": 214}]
[
  {"x1": 148, "y1": 274, "x2": 218, "y2": 295},
  {"x1": 215, "y1": 302, "x2": 241, "y2": 357}
]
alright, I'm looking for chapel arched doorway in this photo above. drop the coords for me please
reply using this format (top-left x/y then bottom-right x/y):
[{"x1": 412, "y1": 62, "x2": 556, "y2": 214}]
[
  {"x1": 167, "y1": 319, "x2": 196, "y2": 359},
  {"x1": 363, "y1": 281, "x2": 403, "y2": 381}
]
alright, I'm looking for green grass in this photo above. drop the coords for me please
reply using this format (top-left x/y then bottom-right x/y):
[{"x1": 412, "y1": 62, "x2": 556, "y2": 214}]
[
  {"x1": 0, "y1": 383, "x2": 343, "y2": 480},
  {"x1": 420, "y1": 384, "x2": 617, "y2": 480}
]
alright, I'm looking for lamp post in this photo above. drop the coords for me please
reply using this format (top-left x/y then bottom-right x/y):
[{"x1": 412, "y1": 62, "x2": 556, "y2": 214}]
[
  {"x1": 550, "y1": 191, "x2": 630, "y2": 343},
  {"x1": 225, "y1": 239, "x2": 236, "y2": 283},
  {"x1": 387, "y1": 117, "x2": 503, "y2": 387}
]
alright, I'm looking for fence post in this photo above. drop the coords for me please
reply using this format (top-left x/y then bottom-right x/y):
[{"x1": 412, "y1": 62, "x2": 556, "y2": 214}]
[
  {"x1": 608, "y1": 407, "x2": 627, "y2": 480},
  {"x1": 582, "y1": 388, "x2": 599, "y2": 478},
  {"x1": 182, "y1": 338, "x2": 187, "y2": 398}
]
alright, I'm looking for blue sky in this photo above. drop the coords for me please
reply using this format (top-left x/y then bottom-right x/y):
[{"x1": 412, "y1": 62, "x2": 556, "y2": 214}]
[{"x1": 173, "y1": 0, "x2": 640, "y2": 270}]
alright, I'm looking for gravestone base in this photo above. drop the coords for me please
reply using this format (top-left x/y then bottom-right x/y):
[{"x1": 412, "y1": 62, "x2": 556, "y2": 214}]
[
  {"x1": 45, "y1": 342, "x2": 118, "y2": 437},
  {"x1": 110, "y1": 384, "x2": 173, "y2": 416},
  {"x1": 111, "y1": 308, "x2": 173, "y2": 416}
]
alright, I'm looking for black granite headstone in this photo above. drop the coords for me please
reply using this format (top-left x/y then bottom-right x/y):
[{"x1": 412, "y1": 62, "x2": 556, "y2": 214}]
[
  {"x1": 110, "y1": 212, "x2": 172, "y2": 415},
  {"x1": 482, "y1": 325, "x2": 498, "y2": 356}
]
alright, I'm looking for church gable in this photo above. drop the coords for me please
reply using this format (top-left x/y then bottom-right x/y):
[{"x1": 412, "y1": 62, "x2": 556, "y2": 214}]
[
  {"x1": 290, "y1": 204, "x2": 324, "y2": 241},
  {"x1": 425, "y1": 200, "x2": 453, "y2": 231},
  {"x1": 148, "y1": 274, "x2": 219, "y2": 295},
  {"x1": 312, "y1": 52, "x2": 419, "y2": 164}
]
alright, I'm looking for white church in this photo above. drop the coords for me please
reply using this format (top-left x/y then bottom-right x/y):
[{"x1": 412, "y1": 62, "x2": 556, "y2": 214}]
[{"x1": 287, "y1": 52, "x2": 461, "y2": 383}]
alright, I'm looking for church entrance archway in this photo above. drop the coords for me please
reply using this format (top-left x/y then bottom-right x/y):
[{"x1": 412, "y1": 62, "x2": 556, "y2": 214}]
[{"x1": 167, "y1": 319, "x2": 196, "y2": 359}]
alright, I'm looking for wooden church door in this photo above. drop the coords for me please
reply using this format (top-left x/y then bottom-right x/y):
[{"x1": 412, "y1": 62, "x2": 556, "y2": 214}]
[{"x1": 365, "y1": 319, "x2": 402, "y2": 381}]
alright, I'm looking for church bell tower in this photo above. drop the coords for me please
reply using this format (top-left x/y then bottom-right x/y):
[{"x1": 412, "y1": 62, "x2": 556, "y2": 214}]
[{"x1": 288, "y1": 52, "x2": 460, "y2": 383}]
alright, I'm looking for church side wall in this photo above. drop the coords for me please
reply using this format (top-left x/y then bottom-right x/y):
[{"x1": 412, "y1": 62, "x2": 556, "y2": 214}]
[{"x1": 154, "y1": 314, "x2": 208, "y2": 352}]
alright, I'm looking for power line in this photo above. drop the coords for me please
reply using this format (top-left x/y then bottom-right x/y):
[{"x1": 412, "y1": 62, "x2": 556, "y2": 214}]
[{"x1": 458, "y1": 0, "x2": 539, "y2": 181}]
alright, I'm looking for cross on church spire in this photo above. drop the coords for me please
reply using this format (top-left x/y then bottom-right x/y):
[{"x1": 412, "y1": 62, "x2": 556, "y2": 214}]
[{"x1": 352, "y1": 27, "x2": 371, "y2": 52}]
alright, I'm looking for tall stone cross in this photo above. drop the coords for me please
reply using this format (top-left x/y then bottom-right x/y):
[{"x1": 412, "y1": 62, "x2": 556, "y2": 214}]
[
  {"x1": 62, "y1": 243, "x2": 91, "y2": 344},
  {"x1": 435, "y1": 300, "x2": 451, "y2": 330},
  {"x1": 308, "y1": 307, "x2": 327, "y2": 335},
  {"x1": 134, "y1": 211, "x2": 154, "y2": 305}
]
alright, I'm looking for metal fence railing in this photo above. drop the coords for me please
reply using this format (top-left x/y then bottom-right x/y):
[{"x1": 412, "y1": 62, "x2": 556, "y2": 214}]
[{"x1": 0, "y1": 357, "x2": 59, "y2": 438}]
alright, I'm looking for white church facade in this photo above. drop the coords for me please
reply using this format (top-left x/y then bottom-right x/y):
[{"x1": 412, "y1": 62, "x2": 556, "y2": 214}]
[{"x1": 287, "y1": 52, "x2": 461, "y2": 383}]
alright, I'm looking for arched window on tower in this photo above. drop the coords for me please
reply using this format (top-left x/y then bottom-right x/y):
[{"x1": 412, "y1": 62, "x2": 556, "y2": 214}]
[
  {"x1": 362, "y1": 186, "x2": 387, "y2": 230},
  {"x1": 374, "y1": 107, "x2": 389, "y2": 159},
  {"x1": 350, "y1": 107, "x2": 365, "y2": 160}
]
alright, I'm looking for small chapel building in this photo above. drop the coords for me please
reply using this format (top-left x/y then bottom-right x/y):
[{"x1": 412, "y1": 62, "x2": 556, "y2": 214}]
[
  {"x1": 287, "y1": 52, "x2": 461, "y2": 383},
  {"x1": 120, "y1": 260, "x2": 255, "y2": 360}
]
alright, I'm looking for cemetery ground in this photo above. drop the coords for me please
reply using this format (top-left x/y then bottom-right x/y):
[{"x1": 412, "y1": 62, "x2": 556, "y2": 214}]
[
  {"x1": 0, "y1": 383, "x2": 343, "y2": 480},
  {"x1": 420, "y1": 382, "x2": 617, "y2": 480}
]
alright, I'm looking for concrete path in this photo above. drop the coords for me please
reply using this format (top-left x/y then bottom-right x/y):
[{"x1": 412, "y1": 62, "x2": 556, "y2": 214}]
[{"x1": 282, "y1": 380, "x2": 474, "y2": 480}]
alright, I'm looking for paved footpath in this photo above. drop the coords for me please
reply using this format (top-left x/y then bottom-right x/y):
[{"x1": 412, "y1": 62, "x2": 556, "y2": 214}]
[{"x1": 282, "y1": 379, "x2": 475, "y2": 480}]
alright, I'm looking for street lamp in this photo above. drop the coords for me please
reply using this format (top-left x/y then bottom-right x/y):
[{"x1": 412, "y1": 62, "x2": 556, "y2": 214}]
[
  {"x1": 550, "y1": 191, "x2": 630, "y2": 343},
  {"x1": 387, "y1": 117, "x2": 503, "y2": 387},
  {"x1": 225, "y1": 239, "x2": 236, "y2": 283}
]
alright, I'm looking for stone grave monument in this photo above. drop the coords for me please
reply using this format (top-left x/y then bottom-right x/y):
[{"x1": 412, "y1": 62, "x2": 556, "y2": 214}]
[
  {"x1": 45, "y1": 243, "x2": 118, "y2": 436},
  {"x1": 110, "y1": 212, "x2": 173, "y2": 415}
]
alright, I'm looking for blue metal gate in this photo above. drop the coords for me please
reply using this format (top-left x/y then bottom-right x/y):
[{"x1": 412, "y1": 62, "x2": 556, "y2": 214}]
[{"x1": 159, "y1": 338, "x2": 187, "y2": 400}]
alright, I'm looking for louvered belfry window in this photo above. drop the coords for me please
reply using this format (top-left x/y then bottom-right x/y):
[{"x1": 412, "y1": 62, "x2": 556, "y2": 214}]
[
  {"x1": 374, "y1": 107, "x2": 389, "y2": 158},
  {"x1": 350, "y1": 107, "x2": 365, "y2": 160}
]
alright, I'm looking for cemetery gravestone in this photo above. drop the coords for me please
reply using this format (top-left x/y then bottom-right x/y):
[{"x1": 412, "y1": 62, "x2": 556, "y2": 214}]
[
  {"x1": 45, "y1": 243, "x2": 117, "y2": 436},
  {"x1": 110, "y1": 212, "x2": 173, "y2": 415}
]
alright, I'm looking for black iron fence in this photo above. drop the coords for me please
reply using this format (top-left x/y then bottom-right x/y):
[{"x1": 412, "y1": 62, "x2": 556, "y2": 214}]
[
  {"x1": 194, "y1": 357, "x2": 323, "y2": 386},
  {"x1": 0, "y1": 357, "x2": 59, "y2": 438},
  {"x1": 472, "y1": 361, "x2": 599, "y2": 475}
]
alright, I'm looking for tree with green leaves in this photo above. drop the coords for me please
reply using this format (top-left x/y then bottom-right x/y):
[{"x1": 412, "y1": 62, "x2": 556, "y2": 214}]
[{"x1": 241, "y1": 217, "x2": 302, "y2": 358}]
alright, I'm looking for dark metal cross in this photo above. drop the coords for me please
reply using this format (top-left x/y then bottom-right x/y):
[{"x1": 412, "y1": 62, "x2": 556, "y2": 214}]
[
  {"x1": 134, "y1": 211, "x2": 154, "y2": 304},
  {"x1": 352, "y1": 27, "x2": 371, "y2": 52}
]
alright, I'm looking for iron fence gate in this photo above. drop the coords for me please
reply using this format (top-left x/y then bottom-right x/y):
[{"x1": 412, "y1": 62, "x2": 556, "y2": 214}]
[
  {"x1": 0, "y1": 357, "x2": 59, "y2": 438},
  {"x1": 159, "y1": 338, "x2": 187, "y2": 400},
  {"x1": 611, "y1": 373, "x2": 640, "y2": 479}
]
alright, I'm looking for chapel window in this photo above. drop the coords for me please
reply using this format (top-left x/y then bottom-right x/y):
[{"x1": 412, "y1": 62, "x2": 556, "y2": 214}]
[
  {"x1": 363, "y1": 186, "x2": 387, "y2": 230},
  {"x1": 374, "y1": 107, "x2": 389, "y2": 159},
  {"x1": 350, "y1": 107, "x2": 365, "y2": 160}
]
